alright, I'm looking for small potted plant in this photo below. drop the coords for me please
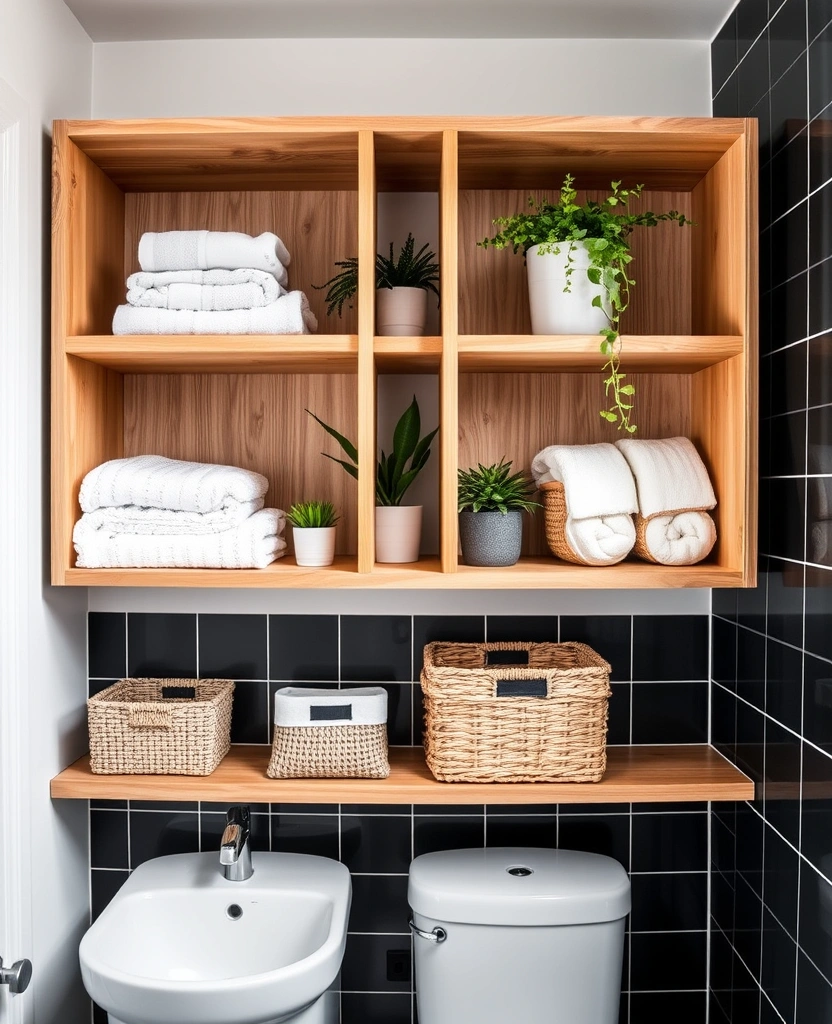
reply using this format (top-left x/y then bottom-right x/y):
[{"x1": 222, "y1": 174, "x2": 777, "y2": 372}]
[
  {"x1": 316, "y1": 233, "x2": 440, "y2": 336},
  {"x1": 479, "y1": 175, "x2": 691, "y2": 433},
  {"x1": 458, "y1": 460, "x2": 540, "y2": 567},
  {"x1": 307, "y1": 396, "x2": 438, "y2": 563},
  {"x1": 286, "y1": 500, "x2": 339, "y2": 567}
]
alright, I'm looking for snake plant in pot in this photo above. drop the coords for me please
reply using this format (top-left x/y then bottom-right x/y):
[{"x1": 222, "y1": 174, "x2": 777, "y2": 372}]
[
  {"x1": 479, "y1": 175, "x2": 692, "y2": 434},
  {"x1": 307, "y1": 396, "x2": 438, "y2": 563},
  {"x1": 458, "y1": 460, "x2": 540, "y2": 567}
]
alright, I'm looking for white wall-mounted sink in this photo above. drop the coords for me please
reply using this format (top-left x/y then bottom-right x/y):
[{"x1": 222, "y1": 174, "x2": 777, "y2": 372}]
[{"x1": 80, "y1": 852, "x2": 351, "y2": 1024}]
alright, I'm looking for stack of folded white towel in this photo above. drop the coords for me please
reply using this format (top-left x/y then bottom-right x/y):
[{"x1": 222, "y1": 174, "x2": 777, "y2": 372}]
[
  {"x1": 532, "y1": 436, "x2": 717, "y2": 567},
  {"x1": 112, "y1": 230, "x2": 318, "y2": 335},
  {"x1": 73, "y1": 455, "x2": 287, "y2": 569}
]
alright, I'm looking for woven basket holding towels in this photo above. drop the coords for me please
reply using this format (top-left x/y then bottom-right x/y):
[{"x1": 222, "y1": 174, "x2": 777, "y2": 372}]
[
  {"x1": 267, "y1": 687, "x2": 390, "y2": 779},
  {"x1": 88, "y1": 678, "x2": 233, "y2": 775},
  {"x1": 421, "y1": 641, "x2": 611, "y2": 783}
]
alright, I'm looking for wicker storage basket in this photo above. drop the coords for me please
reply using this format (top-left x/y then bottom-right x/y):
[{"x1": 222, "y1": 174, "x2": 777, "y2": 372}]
[
  {"x1": 541, "y1": 480, "x2": 595, "y2": 565},
  {"x1": 88, "y1": 678, "x2": 234, "y2": 775},
  {"x1": 421, "y1": 641, "x2": 611, "y2": 783},
  {"x1": 268, "y1": 687, "x2": 390, "y2": 779}
]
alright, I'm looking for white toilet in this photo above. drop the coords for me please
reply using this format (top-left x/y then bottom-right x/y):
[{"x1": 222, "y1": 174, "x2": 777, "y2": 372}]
[{"x1": 408, "y1": 847, "x2": 631, "y2": 1024}]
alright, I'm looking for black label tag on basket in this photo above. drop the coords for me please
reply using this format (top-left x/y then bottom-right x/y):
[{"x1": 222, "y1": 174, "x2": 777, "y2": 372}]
[
  {"x1": 310, "y1": 704, "x2": 353, "y2": 721},
  {"x1": 161, "y1": 685, "x2": 196, "y2": 699},
  {"x1": 487, "y1": 650, "x2": 530, "y2": 666},
  {"x1": 496, "y1": 678, "x2": 547, "y2": 697}
]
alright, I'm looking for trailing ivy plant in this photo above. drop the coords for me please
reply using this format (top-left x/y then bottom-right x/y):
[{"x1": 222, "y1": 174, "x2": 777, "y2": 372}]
[
  {"x1": 458, "y1": 460, "x2": 540, "y2": 516},
  {"x1": 479, "y1": 175, "x2": 692, "y2": 433},
  {"x1": 314, "y1": 233, "x2": 440, "y2": 317},
  {"x1": 286, "y1": 500, "x2": 340, "y2": 529},
  {"x1": 307, "y1": 395, "x2": 438, "y2": 507}
]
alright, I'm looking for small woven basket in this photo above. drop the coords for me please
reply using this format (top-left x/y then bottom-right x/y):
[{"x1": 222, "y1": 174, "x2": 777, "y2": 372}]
[
  {"x1": 421, "y1": 641, "x2": 611, "y2": 783},
  {"x1": 541, "y1": 480, "x2": 590, "y2": 564},
  {"x1": 88, "y1": 678, "x2": 233, "y2": 775},
  {"x1": 268, "y1": 687, "x2": 390, "y2": 779}
]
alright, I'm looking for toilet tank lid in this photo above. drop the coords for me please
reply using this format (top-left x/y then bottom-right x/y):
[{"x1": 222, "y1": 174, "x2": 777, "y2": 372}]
[{"x1": 408, "y1": 848, "x2": 631, "y2": 926}]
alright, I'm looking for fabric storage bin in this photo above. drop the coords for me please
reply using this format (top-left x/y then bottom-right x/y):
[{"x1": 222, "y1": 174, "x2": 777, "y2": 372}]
[
  {"x1": 267, "y1": 686, "x2": 390, "y2": 779},
  {"x1": 421, "y1": 641, "x2": 611, "y2": 783},
  {"x1": 88, "y1": 678, "x2": 234, "y2": 775}
]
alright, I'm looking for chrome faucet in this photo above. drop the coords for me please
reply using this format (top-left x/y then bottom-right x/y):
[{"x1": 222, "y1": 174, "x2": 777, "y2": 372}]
[{"x1": 219, "y1": 805, "x2": 253, "y2": 881}]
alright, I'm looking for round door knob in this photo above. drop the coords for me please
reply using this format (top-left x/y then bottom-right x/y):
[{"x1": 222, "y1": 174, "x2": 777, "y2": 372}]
[{"x1": 0, "y1": 957, "x2": 32, "y2": 994}]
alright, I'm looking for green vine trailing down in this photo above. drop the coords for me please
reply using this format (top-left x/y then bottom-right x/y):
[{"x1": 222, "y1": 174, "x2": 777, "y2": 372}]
[
  {"x1": 315, "y1": 234, "x2": 440, "y2": 317},
  {"x1": 479, "y1": 175, "x2": 692, "y2": 433}
]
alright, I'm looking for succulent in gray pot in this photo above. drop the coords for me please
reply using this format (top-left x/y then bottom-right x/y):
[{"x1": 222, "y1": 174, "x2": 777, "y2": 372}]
[{"x1": 457, "y1": 460, "x2": 540, "y2": 567}]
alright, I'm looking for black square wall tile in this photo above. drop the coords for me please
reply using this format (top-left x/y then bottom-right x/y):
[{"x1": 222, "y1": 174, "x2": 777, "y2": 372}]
[
  {"x1": 269, "y1": 615, "x2": 338, "y2": 681},
  {"x1": 810, "y1": 0, "x2": 832, "y2": 42},
  {"x1": 769, "y1": 0, "x2": 808, "y2": 83},
  {"x1": 129, "y1": 810, "x2": 199, "y2": 868},
  {"x1": 798, "y1": 858, "x2": 832, "y2": 974},
  {"x1": 341, "y1": 934, "x2": 412, "y2": 993},
  {"x1": 810, "y1": 24, "x2": 832, "y2": 119},
  {"x1": 767, "y1": 477, "x2": 806, "y2": 562},
  {"x1": 91, "y1": 869, "x2": 128, "y2": 921},
  {"x1": 713, "y1": 10, "x2": 738, "y2": 93},
  {"x1": 88, "y1": 677, "x2": 119, "y2": 698},
  {"x1": 763, "y1": 824, "x2": 799, "y2": 940},
  {"x1": 796, "y1": 948, "x2": 832, "y2": 1023},
  {"x1": 712, "y1": 616, "x2": 738, "y2": 689},
  {"x1": 631, "y1": 682, "x2": 708, "y2": 744},
  {"x1": 631, "y1": 813, "x2": 707, "y2": 873},
  {"x1": 340, "y1": 814, "x2": 412, "y2": 874},
  {"x1": 770, "y1": 129, "x2": 809, "y2": 222},
  {"x1": 712, "y1": 588, "x2": 738, "y2": 622},
  {"x1": 811, "y1": 116, "x2": 832, "y2": 193},
  {"x1": 341, "y1": 616, "x2": 412, "y2": 682},
  {"x1": 349, "y1": 875, "x2": 410, "y2": 933},
  {"x1": 271, "y1": 814, "x2": 339, "y2": 859},
  {"x1": 771, "y1": 200, "x2": 809, "y2": 282},
  {"x1": 738, "y1": 29, "x2": 771, "y2": 112},
  {"x1": 772, "y1": 51, "x2": 808, "y2": 153},
  {"x1": 90, "y1": 810, "x2": 128, "y2": 869},
  {"x1": 767, "y1": 557, "x2": 805, "y2": 647},
  {"x1": 630, "y1": 872, "x2": 707, "y2": 933},
  {"x1": 736, "y1": 627, "x2": 767, "y2": 711},
  {"x1": 734, "y1": 949, "x2": 763, "y2": 1018},
  {"x1": 804, "y1": 652, "x2": 832, "y2": 755},
  {"x1": 736, "y1": 0, "x2": 767, "y2": 59},
  {"x1": 606, "y1": 682, "x2": 631, "y2": 745},
  {"x1": 630, "y1": 931, "x2": 706, "y2": 991},
  {"x1": 714, "y1": 71, "x2": 740, "y2": 118},
  {"x1": 712, "y1": 683, "x2": 737, "y2": 760},
  {"x1": 414, "y1": 815, "x2": 484, "y2": 857},
  {"x1": 558, "y1": 814, "x2": 630, "y2": 870},
  {"x1": 770, "y1": 273, "x2": 808, "y2": 350},
  {"x1": 806, "y1": 566, "x2": 832, "y2": 661},
  {"x1": 200, "y1": 811, "x2": 269, "y2": 853},
  {"x1": 560, "y1": 616, "x2": 631, "y2": 681},
  {"x1": 485, "y1": 615, "x2": 556, "y2": 643},
  {"x1": 130, "y1": 799, "x2": 198, "y2": 812},
  {"x1": 761, "y1": 908, "x2": 798, "y2": 1022},
  {"x1": 769, "y1": 409, "x2": 807, "y2": 477},
  {"x1": 413, "y1": 615, "x2": 485, "y2": 676},
  {"x1": 630, "y1": 992, "x2": 707, "y2": 1024},
  {"x1": 89, "y1": 612, "x2": 126, "y2": 679},
  {"x1": 810, "y1": 258, "x2": 832, "y2": 335},
  {"x1": 343, "y1": 682, "x2": 412, "y2": 746},
  {"x1": 809, "y1": 333, "x2": 832, "y2": 408},
  {"x1": 812, "y1": 178, "x2": 832, "y2": 267},
  {"x1": 801, "y1": 743, "x2": 832, "y2": 877},
  {"x1": 766, "y1": 720, "x2": 802, "y2": 848},
  {"x1": 342, "y1": 993, "x2": 412, "y2": 1024},
  {"x1": 736, "y1": 698, "x2": 766, "y2": 794},
  {"x1": 198, "y1": 614, "x2": 266, "y2": 680},
  {"x1": 736, "y1": 802, "x2": 765, "y2": 898},
  {"x1": 766, "y1": 637, "x2": 804, "y2": 734},
  {"x1": 485, "y1": 815, "x2": 557, "y2": 850},
  {"x1": 735, "y1": 873, "x2": 764, "y2": 976},
  {"x1": 632, "y1": 616, "x2": 708, "y2": 680},
  {"x1": 127, "y1": 613, "x2": 197, "y2": 678},
  {"x1": 229, "y1": 680, "x2": 270, "y2": 744}
]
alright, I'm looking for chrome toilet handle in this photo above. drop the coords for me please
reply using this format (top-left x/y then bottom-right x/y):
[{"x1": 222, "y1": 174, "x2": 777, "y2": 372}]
[{"x1": 409, "y1": 919, "x2": 447, "y2": 944}]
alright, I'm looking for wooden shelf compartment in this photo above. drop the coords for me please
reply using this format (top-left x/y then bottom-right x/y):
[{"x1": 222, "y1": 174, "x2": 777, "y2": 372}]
[
  {"x1": 374, "y1": 336, "x2": 442, "y2": 372},
  {"x1": 50, "y1": 744, "x2": 754, "y2": 804}
]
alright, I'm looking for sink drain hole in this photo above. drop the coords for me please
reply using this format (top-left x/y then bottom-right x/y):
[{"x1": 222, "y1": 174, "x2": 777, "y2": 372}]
[{"x1": 226, "y1": 904, "x2": 243, "y2": 921}]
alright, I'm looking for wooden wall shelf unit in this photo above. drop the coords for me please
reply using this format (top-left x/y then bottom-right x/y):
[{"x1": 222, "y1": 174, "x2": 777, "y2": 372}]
[
  {"x1": 52, "y1": 116, "x2": 758, "y2": 589},
  {"x1": 50, "y1": 744, "x2": 754, "y2": 804}
]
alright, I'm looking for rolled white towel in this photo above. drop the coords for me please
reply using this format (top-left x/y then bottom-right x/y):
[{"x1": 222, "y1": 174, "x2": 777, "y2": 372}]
[
  {"x1": 73, "y1": 508, "x2": 286, "y2": 570},
  {"x1": 79, "y1": 498, "x2": 265, "y2": 536},
  {"x1": 112, "y1": 290, "x2": 317, "y2": 335},
  {"x1": 79, "y1": 455, "x2": 269, "y2": 515},
  {"x1": 138, "y1": 230, "x2": 290, "y2": 277},
  {"x1": 126, "y1": 268, "x2": 287, "y2": 309},
  {"x1": 637, "y1": 511, "x2": 717, "y2": 567},
  {"x1": 566, "y1": 515, "x2": 637, "y2": 567}
]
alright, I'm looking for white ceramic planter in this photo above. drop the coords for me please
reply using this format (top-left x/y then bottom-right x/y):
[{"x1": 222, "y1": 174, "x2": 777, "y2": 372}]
[
  {"x1": 376, "y1": 287, "x2": 428, "y2": 337},
  {"x1": 293, "y1": 526, "x2": 337, "y2": 567},
  {"x1": 526, "y1": 240, "x2": 611, "y2": 335},
  {"x1": 375, "y1": 505, "x2": 422, "y2": 563}
]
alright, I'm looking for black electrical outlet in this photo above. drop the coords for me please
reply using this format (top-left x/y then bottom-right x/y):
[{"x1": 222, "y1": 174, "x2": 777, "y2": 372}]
[{"x1": 386, "y1": 949, "x2": 411, "y2": 983}]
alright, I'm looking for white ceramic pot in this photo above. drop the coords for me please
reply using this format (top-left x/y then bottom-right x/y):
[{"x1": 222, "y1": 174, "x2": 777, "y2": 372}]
[
  {"x1": 293, "y1": 526, "x2": 337, "y2": 567},
  {"x1": 375, "y1": 505, "x2": 422, "y2": 563},
  {"x1": 526, "y1": 240, "x2": 611, "y2": 335},
  {"x1": 376, "y1": 287, "x2": 428, "y2": 337}
]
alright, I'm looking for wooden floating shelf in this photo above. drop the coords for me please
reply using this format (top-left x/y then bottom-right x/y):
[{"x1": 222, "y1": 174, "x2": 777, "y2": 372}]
[
  {"x1": 374, "y1": 336, "x2": 442, "y2": 372},
  {"x1": 58, "y1": 554, "x2": 744, "y2": 588},
  {"x1": 50, "y1": 744, "x2": 754, "y2": 804}
]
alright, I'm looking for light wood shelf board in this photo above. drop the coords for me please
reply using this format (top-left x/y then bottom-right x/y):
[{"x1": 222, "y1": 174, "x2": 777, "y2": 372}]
[
  {"x1": 66, "y1": 336, "x2": 359, "y2": 374},
  {"x1": 374, "y1": 336, "x2": 442, "y2": 372},
  {"x1": 50, "y1": 744, "x2": 754, "y2": 804},
  {"x1": 458, "y1": 335, "x2": 744, "y2": 372}
]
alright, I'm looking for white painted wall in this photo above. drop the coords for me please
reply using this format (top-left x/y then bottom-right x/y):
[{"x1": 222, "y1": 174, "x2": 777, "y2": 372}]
[{"x1": 0, "y1": 1, "x2": 92, "y2": 1021}]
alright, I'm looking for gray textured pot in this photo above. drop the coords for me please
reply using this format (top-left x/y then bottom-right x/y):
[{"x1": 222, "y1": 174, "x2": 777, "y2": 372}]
[{"x1": 459, "y1": 509, "x2": 523, "y2": 567}]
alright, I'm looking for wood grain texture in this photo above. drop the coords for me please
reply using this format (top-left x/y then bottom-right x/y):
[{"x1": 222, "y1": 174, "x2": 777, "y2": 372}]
[
  {"x1": 374, "y1": 131, "x2": 443, "y2": 191},
  {"x1": 123, "y1": 374, "x2": 358, "y2": 555},
  {"x1": 50, "y1": 743, "x2": 754, "y2": 804},
  {"x1": 458, "y1": 190, "x2": 692, "y2": 336},
  {"x1": 440, "y1": 131, "x2": 460, "y2": 572},
  {"x1": 373, "y1": 336, "x2": 442, "y2": 372},
  {"x1": 124, "y1": 190, "x2": 357, "y2": 335},
  {"x1": 357, "y1": 131, "x2": 377, "y2": 573},
  {"x1": 459, "y1": 372, "x2": 691, "y2": 557}
]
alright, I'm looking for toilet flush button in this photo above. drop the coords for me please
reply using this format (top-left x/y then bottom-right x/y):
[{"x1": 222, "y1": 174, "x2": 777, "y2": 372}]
[{"x1": 507, "y1": 866, "x2": 534, "y2": 877}]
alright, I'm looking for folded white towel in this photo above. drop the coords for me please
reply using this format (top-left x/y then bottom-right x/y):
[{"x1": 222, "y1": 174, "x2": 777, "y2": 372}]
[
  {"x1": 531, "y1": 443, "x2": 638, "y2": 519},
  {"x1": 113, "y1": 291, "x2": 317, "y2": 335},
  {"x1": 615, "y1": 437, "x2": 716, "y2": 518},
  {"x1": 274, "y1": 687, "x2": 388, "y2": 728},
  {"x1": 127, "y1": 268, "x2": 287, "y2": 309},
  {"x1": 79, "y1": 498, "x2": 265, "y2": 536},
  {"x1": 638, "y1": 511, "x2": 717, "y2": 566},
  {"x1": 79, "y1": 455, "x2": 269, "y2": 515},
  {"x1": 138, "y1": 230, "x2": 291, "y2": 277},
  {"x1": 73, "y1": 508, "x2": 286, "y2": 569}
]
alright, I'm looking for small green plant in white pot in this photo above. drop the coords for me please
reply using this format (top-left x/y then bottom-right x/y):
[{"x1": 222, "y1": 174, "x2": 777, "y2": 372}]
[
  {"x1": 287, "y1": 501, "x2": 339, "y2": 567},
  {"x1": 307, "y1": 396, "x2": 438, "y2": 563},
  {"x1": 458, "y1": 460, "x2": 540, "y2": 567},
  {"x1": 316, "y1": 233, "x2": 440, "y2": 336}
]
